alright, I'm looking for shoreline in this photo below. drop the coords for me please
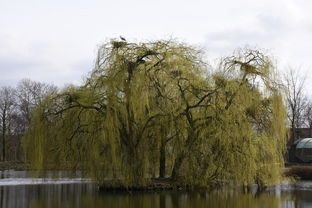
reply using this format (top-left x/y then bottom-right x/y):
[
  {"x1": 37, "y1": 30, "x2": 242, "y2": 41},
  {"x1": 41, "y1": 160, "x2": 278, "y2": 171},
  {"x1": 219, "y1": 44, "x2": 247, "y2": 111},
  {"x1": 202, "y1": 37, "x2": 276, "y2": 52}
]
[
  {"x1": 0, "y1": 161, "x2": 26, "y2": 171},
  {"x1": 98, "y1": 178, "x2": 176, "y2": 192},
  {"x1": 1, "y1": 162, "x2": 312, "y2": 192},
  {"x1": 284, "y1": 165, "x2": 312, "y2": 180}
]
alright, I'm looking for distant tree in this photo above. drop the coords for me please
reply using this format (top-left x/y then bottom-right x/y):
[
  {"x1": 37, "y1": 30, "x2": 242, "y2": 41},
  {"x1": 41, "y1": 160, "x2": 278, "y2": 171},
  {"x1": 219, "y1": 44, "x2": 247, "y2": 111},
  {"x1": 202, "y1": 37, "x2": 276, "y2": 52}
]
[
  {"x1": 284, "y1": 68, "x2": 307, "y2": 142},
  {"x1": 16, "y1": 79, "x2": 57, "y2": 132},
  {"x1": 0, "y1": 80, "x2": 56, "y2": 162},
  {"x1": 0, "y1": 87, "x2": 16, "y2": 161},
  {"x1": 303, "y1": 100, "x2": 312, "y2": 136}
]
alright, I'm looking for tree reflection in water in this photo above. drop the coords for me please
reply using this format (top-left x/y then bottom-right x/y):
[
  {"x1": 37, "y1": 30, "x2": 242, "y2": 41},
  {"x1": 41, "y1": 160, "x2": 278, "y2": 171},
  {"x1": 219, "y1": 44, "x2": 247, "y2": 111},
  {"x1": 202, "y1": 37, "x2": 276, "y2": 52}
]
[{"x1": 0, "y1": 183, "x2": 307, "y2": 208}]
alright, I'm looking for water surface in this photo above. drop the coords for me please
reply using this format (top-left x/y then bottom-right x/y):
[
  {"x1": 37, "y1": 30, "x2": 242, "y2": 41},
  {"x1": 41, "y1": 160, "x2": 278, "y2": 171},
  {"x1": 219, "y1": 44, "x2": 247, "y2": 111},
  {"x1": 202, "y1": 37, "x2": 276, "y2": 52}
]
[{"x1": 0, "y1": 170, "x2": 311, "y2": 208}]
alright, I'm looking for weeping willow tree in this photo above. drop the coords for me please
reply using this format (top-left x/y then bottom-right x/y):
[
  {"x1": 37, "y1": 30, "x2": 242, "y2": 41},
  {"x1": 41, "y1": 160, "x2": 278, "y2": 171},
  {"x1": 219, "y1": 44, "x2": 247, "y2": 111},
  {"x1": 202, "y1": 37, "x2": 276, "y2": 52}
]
[
  {"x1": 154, "y1": 49, "x2": 288, "y2": 187},
  {"x1": 23, "y1": 38, "x2": 287, "y2": 188}
]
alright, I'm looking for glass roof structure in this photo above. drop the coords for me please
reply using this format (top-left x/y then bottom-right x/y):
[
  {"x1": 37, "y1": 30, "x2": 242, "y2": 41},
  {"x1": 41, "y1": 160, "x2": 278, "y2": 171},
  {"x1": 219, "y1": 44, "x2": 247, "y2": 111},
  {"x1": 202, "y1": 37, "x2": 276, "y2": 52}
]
[{"x1": 296, "y1": 138, "x2": 312, "y2": 149}]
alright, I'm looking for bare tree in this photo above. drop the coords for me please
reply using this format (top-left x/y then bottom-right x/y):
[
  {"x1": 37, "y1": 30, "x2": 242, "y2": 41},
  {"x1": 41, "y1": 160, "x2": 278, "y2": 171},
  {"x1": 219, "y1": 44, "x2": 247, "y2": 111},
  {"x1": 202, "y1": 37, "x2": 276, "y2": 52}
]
[
  {"x1": 0, "y1": 80, "x2": 57, "y2": 162},
  {"x1": 0, "y1": 87, "x2": 16, "y2": 161},
  {"x1": 303, "y1": 100, "x2": 312, "y2": 136},
  {"x1": 16, "y1": 79, "x2": 57, "y2": 132},
  {"x1": 284, "y1": 68, "x2": 307, "y2": 143}
]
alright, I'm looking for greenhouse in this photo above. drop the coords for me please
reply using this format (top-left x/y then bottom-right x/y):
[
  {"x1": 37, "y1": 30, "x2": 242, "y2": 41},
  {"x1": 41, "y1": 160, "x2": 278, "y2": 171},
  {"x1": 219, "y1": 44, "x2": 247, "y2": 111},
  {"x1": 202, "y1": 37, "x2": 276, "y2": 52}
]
[{"x1": 296, "y1": 138, "x2": 312, "y2": 162}]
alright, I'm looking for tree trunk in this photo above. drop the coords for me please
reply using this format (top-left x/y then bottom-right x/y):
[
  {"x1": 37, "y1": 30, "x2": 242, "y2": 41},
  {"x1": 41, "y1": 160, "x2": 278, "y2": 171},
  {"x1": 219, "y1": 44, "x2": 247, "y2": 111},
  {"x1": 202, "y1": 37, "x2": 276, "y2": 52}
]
[
  {"x1": 171, "y1": 152, "x2": 185, "y2": 180},
  {"x1": 123, "y1": 141, "x2": 145, "y2": 186},
  {"x1": 291, "y1": 120, "x2": 296, "y2": 144},
  {"x1": 159, "y1": 138, "x2": 166, "y2": 178},
  {"x1": 2, "y1": 111, "x2": 6, "y2": 162},
  {"x1": 171, "y1": 126, "x2": 196, "y2": 180}
]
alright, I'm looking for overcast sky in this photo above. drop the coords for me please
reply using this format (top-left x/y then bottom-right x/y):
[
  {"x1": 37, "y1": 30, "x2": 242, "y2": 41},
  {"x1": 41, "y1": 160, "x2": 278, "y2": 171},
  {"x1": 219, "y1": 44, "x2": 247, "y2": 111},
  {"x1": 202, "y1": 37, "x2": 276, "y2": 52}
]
[{"x1": 1, "y1": 0, "x2": 312, "y2": 89}]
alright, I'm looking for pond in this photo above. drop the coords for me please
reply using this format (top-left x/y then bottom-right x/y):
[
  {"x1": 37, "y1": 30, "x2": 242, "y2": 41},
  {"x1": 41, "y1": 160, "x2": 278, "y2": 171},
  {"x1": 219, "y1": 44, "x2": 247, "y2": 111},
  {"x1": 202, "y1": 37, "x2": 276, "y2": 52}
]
[{"x1": 0, "y1": 170, "x2": 311, "y2": 208}]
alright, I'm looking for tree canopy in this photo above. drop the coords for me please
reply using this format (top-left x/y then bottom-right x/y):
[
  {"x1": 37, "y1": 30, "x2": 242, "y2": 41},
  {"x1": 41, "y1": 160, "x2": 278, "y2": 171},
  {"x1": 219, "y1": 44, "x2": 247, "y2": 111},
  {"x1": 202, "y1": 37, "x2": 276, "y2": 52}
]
[{"x1": 23, "y1": 39, "x2": 287, "y2": 188}]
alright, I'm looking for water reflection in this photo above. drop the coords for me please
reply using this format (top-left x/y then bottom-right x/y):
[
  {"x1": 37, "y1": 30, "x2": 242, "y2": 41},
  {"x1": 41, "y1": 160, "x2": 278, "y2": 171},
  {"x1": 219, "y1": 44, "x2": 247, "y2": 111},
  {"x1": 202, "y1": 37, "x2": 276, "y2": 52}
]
[
  {"x1": 0, "y1": 185, "x2": 307, "y2": 208},
  {"x1": 0, "y1": 184, "x2": 96, "y2": 208},
  {"x1": 0, "y1": 171, "x2": 311, "y2": 208}
]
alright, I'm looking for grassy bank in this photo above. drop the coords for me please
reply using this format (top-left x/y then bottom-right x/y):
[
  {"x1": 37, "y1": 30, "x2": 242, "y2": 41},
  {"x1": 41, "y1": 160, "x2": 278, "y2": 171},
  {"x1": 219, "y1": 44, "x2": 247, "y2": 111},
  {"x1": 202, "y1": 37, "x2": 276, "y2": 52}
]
[{"x1": 284, "y1": 165, "x2": 312, "y2": 180}]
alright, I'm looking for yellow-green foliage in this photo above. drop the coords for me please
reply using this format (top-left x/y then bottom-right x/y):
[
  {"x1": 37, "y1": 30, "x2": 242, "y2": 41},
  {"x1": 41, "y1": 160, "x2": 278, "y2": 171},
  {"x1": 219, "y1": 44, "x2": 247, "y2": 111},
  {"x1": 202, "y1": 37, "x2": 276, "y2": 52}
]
[{"x1": 23, "y1": 39, "x2": 287, "y2": 188}]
